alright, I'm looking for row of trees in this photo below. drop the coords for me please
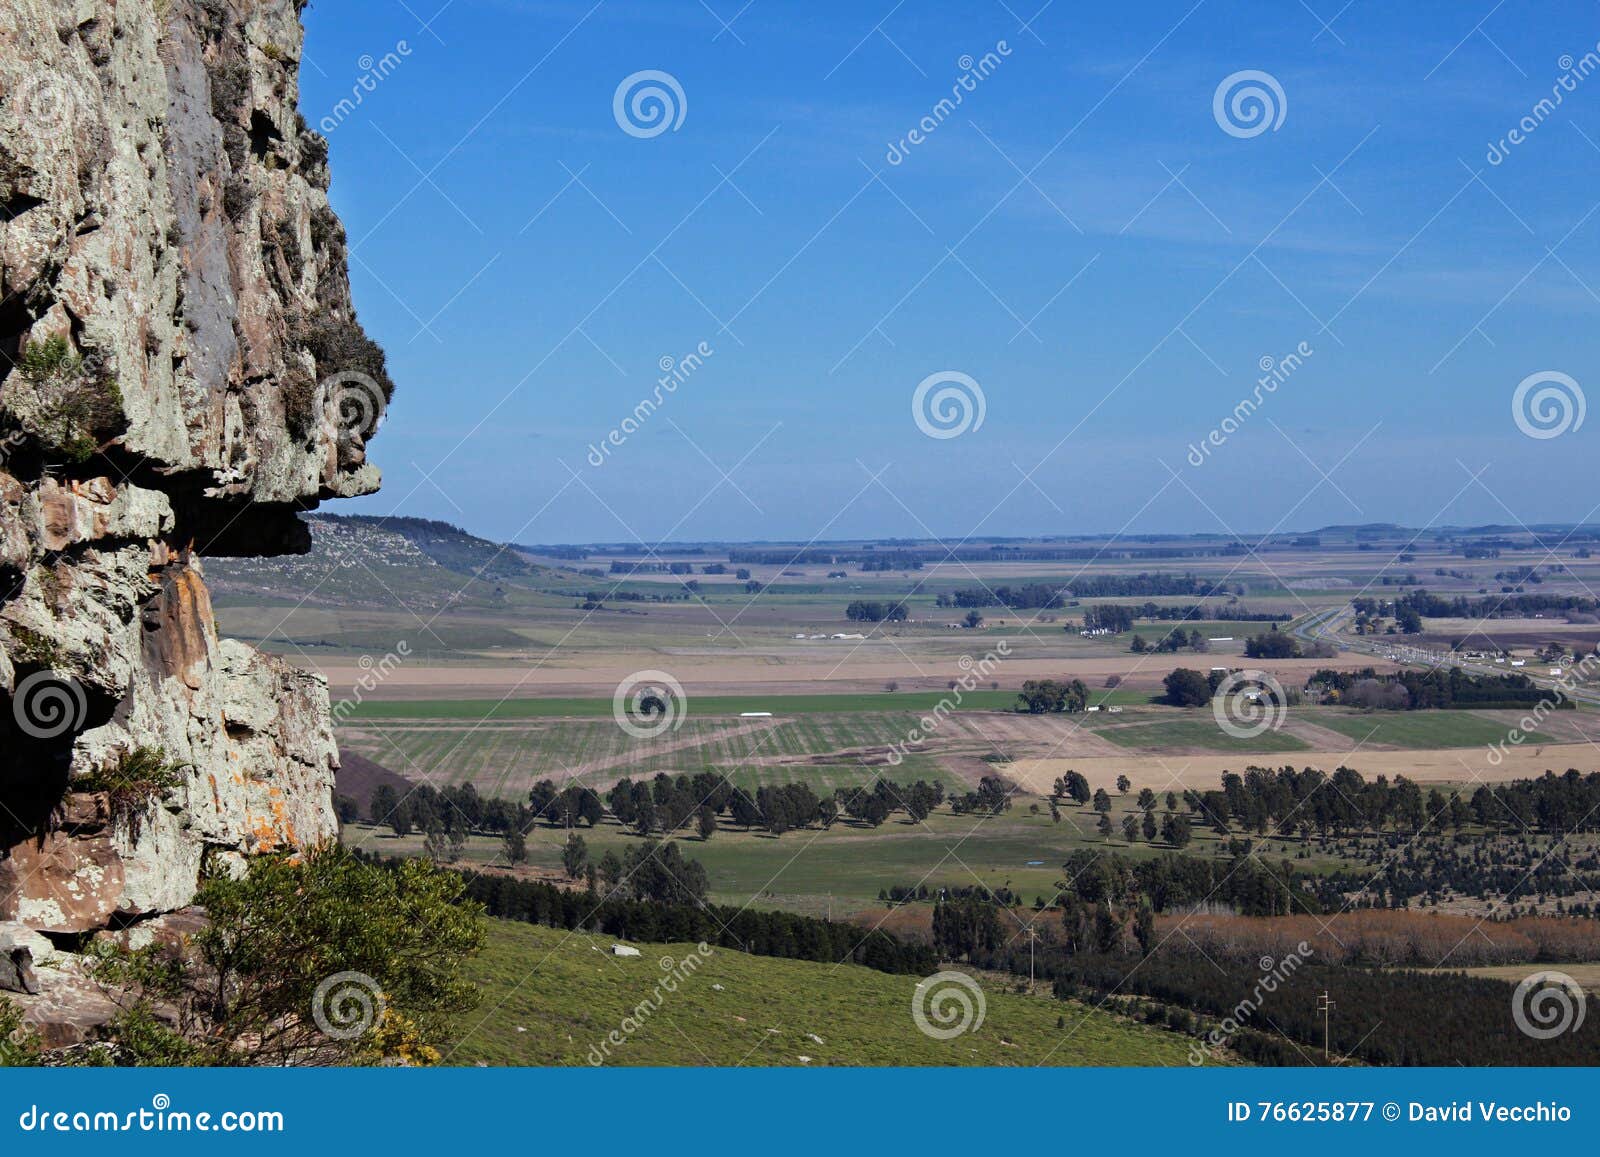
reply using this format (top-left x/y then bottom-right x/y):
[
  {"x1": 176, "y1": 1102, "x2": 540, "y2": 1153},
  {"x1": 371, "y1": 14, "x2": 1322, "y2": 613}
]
[
  {"x1": 605, "y1": 771, "x2": 970, "y2": 839},
  {"x1": 1243, "y1": 628, "x2": 1301, "y2": 659},
  {"x1": 1081, "y1": 602, "x2": 1276, "y2": 632},
  {"x1": 1040, "y1": 951, "x2": 1600, "y2": 1066},
  {"x1": 1378, "y1": 588, "x2": 1600, "y2": 621},
  {"x1": 360, "y1": 768, "x2": 1015, "y2": 858},
  {"x1": 938, "y1": 574, "x2": 1228, "y2": 610},
  {"x1": 1131, "y1": 628, "x2": 1208, "y2": 654},
  {"x1": 845, "y1": 599, "x2": 908, "y2": 622},
  {"x1": 361, "y1": 780, "x2": 536, "y2": 838},
  {"x1": 1307, "y1": 666, "x2": 1562, "y2": 710},
  {"x1": 1145, "y1": 764, "x2": 1600, "y2": 844},
  {"x1": 455, "y1": 862, "x2": 937, "y2": 976}
]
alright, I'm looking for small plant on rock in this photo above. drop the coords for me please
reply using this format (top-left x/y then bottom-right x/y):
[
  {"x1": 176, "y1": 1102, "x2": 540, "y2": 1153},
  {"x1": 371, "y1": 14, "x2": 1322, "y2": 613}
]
[
  {"x1": 78, "y1": 747, "x2": 189, "y2": 837},
  {"x1": 13, "y1": 336, "x2": 124, "y2": 464}
]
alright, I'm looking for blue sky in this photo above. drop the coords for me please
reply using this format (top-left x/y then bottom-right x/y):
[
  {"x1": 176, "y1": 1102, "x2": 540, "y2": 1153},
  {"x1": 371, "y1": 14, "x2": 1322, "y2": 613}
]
[{"x1": 299, "y1": 0, "x2": 1600, "y2": 545}]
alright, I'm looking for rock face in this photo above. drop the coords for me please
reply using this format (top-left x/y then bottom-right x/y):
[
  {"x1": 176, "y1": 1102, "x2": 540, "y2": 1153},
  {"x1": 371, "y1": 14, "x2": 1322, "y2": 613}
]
[{"x1": 0, "y1": 0, "x2": 388, "y2": 972}]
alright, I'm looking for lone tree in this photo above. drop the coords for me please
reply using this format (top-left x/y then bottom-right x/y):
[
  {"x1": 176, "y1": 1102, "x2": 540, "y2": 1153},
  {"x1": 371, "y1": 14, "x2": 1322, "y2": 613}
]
[
  {"x1": 502, "y1": 827, "x2": 528, "y2": 865},
  {"x1": 1162, "y1": 668, "x2": 1212, "y2": 707},
  {"x1": 1116, "y1": 775, "x2": 1131, "y2": 795},
  {"x1": 1134, "y1": 901, "x2": 1155, "y2": 956},
  {"x1": 369, "y1": 784, "x2": 399, "y2": 825},
  {"x1": 563, "y1": 833, "x2": 590, "y2": 879},
  {"x1": 1161, "y1": 812, "x2": 1193, "y2": 849}
]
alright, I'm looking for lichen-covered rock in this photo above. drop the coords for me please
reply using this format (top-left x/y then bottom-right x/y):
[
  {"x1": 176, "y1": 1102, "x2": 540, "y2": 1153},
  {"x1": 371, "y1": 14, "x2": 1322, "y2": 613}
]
[{"x1": 0, "y1": 0, "x2": 386, "y2": 989}]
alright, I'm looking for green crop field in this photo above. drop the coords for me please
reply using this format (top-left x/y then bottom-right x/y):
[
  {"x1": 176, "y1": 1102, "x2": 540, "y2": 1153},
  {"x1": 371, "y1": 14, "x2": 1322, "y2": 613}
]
[
  {"x1": 1094, "y1": 719, "x2": 1313, "y2": 754},
  {"x1": 448, "y1": 919, "x2": 1221, "y2": 1066},
  {"x1": 1304, "y1": 710, "x2": 1553, "y2": 750},
  {"x1": 340, "y1": 712, "x2": 971, "y2": 798}
]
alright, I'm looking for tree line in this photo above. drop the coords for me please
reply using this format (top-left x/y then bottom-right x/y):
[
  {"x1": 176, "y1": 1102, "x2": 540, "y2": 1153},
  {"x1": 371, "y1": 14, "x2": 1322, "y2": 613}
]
[
  {"x1": 1307, "y1": 666, "x2": 1563, "y2": 710},
  {"x1": 1082, "y1": 603, "x2": 1278, "y2": 632},
  {"x1": 1381, "y1": 588, "x2": 1600, "y2": 620},
  {"x1": 440, "y1": 860, "x2": 936, "y2": 976},
  {"x1": 936, "y1": 573, "x2": 1228, "y2": 609},
  {"x1": 1037, "y1": 951, "x2": 1600, "y2": 1066},
  {"x1": 845, "y1": 599, "x2": 908, "y2": 622}
]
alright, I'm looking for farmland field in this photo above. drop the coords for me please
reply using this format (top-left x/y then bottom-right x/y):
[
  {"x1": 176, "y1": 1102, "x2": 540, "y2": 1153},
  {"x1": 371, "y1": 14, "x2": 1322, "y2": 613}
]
[
  {"x1": 342, "y1": 768, "x2": 1356, "y2": 917},
  {"x1": 232, "y1": 517, "x2": 1600, "y2": 922},
  {"x1": 1304, "y1": 709, "x2": 1555, "y2": 750},
  {"x1": 342, "y1": 689, "x2": 1158, "y2": 721},
  {"x1": 1093, "y1": 718, "x2": 1313, "y2": 754},
  {"x1": 450, "y1": 919, "x2": 1222, "y2": 1066}
]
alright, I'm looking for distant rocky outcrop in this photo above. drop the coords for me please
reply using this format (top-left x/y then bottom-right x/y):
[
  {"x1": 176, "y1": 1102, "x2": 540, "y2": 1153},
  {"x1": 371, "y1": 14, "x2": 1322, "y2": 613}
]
[
  {"x1": 334, "y1": 750, "x2": 415, "y2": 817},
  {"x1": 0, "y1": 0, "x2": 390, "y2": 1037}
]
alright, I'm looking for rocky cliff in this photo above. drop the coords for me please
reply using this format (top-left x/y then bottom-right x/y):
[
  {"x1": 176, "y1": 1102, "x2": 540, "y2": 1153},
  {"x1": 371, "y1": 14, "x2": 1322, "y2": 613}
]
[{"x1": 0, "y1": 0, "x2": 389, "y2": 1027}]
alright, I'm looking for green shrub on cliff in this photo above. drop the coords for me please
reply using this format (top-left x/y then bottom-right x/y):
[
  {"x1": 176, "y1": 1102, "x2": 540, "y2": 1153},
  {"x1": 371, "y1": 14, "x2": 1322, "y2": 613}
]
[{"x1": 90, "y1": 844, "x2": 485, "y2": 1066}]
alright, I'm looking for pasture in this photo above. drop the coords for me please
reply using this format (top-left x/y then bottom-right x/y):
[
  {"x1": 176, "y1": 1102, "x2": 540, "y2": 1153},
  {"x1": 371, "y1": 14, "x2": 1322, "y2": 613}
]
[{"x1": 448, "y1": 920, "x2": 1217, "y2": 1066}]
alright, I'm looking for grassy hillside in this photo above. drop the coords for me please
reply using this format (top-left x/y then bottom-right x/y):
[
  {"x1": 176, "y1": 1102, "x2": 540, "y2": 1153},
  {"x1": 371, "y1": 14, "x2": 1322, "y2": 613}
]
[{"x1": 446, "y1": 919, "x2": 1221, "y2": 1067}]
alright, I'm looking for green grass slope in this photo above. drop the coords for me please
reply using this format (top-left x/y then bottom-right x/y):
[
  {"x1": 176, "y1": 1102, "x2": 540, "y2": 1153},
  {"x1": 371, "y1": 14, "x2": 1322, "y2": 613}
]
[{"x1": 447, "y1": 919, "x2": 1221, "y2": 1067}]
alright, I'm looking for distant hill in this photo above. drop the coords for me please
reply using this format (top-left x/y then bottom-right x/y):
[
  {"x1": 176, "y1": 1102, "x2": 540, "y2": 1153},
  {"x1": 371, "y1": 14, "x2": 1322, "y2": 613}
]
[
  {"x1": 336, "y1": 751, "x2": 416, "y2": 815},
  {"x1": 333, "y1": 515, "x2": 544, "y2": 582},
  {"x1": 207, "y1": 514, "x2": 562, "y2": 611}
]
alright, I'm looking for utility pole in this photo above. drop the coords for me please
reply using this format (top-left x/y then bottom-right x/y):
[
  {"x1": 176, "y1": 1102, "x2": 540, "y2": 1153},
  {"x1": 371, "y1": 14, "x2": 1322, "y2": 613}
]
[
  {"x1": 1027, "y1": 925, "x2": 1037, "y2": 990},
  {"x1": 1317, "y1": 991, "x2": 1335, "y2": 1062}
]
